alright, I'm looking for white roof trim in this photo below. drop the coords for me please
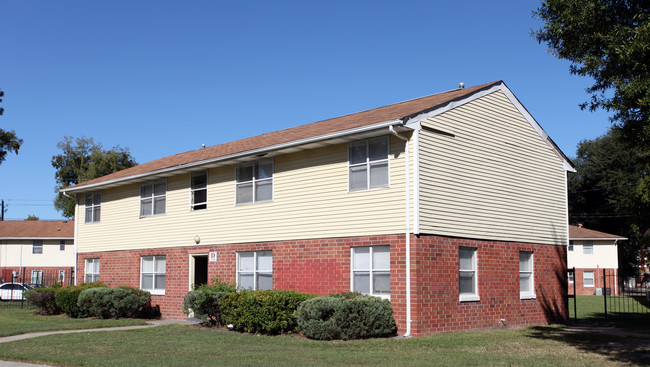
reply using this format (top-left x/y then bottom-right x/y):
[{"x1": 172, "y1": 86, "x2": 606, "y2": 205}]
[
  {"x1": 570, "y1": 237, "x2": 628, "y2": 241},
  {"x1": 403, "y1": 82, "x2": 575, "y2": 172},
  {"x1": 62, "y1": 119, "x2": 405, "y2": 193},
  {"x1": 1, "y1": 237, "x2": 74, "y2": 240}
]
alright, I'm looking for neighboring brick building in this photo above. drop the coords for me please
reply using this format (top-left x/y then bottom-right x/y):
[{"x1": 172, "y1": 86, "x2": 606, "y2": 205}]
[
  {"x1": 568, "y1": 225, "x2": 626, "y2": 296},
  {"x1": 0, "y1": 220, "x2": 75, "y2": 286},
  {"x1": 63, "y1": 81, "x2": 574, "y2": 336}
]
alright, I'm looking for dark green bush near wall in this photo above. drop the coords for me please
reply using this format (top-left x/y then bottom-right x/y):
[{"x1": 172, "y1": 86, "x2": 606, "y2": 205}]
[
  {"x1": 220, "y1": 290, "x2": 316, "y2": 335},
  {"x1": 296, "y1": 292, "x2": 397, "y2": 340},
  {"x1": 183, "y1": 276, "x2": 237, "y2": 326},
  {"x1": 55, "y1": 282, "x2": 106, "y2": 318},
  {"x1": 78, "y1": 286, "x2": 156, "y2": 319},
  {"x1": 26, "y1": 286, "x2": 61, "y2": 315}
]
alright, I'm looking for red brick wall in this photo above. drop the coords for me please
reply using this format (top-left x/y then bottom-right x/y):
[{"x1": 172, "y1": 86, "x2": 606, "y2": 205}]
[
  {"x1": 76, "y1": 233, "x2": 567, "y2": 336},
  {"x1": 568, "y1": 268, "x2": 617, "y2": 296}
]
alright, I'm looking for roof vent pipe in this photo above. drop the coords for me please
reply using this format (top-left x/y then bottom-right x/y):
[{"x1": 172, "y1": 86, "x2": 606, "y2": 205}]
[{"x1": 459, "y1": 82, "x2": 465, "y2": 89}]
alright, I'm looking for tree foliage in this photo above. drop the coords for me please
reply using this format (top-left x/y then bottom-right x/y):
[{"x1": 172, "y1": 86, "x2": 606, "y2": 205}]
[
  {"x1": 52, "y1": 136, "x2": 137, "y2": 218},
  {"x1": 25, "y1": 215, "x2": 39, "y2": 221},
  {"x1": 0, "y1": 129, "x2": 23, "y2": 165},
  {"x1": 569, "y1": 128, "x2": 650, "y2": 276}
]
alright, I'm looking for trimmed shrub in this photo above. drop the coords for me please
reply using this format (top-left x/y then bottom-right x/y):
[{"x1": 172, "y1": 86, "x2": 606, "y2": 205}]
[
  {"x1": 26, "y1": 287, "x2": 60, "y2": 315},
  {"x1": 220, "y1": 290, "x2": 316, "y2": 335},
  {"x1": 78, "y1": 286, "x2": 154, "y2": 319},
  {"x1": 55, "y1": 282, "x2": 106, "y2": 318},
  {"x1": 296, "y1": 292, "x2": 397, "y2": 340},
  {"x1": 183, "y1": 276, "x2": 237, "y2": 326}
]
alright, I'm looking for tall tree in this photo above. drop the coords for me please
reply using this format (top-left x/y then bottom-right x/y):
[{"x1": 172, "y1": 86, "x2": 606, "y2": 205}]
[
  {"x1": 25, "y1": 215, "x2": 39, "y2": 221},
  {"x1": 569, "y1": 128, "x2": 650, "y2": 276},
  {"x1": 0, "y1": 129, "x2": 23, "y2": 165},
  {"x1": 52, "y1": 136, "x2": 137, "y2": 218}
]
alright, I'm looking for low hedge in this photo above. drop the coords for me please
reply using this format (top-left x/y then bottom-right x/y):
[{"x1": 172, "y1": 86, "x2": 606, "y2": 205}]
[
  {"x1": 54, "y1": 282, "x2": 106, "y2": 318},
  {"x1": 78, "y1": 286, "x2": 156, "y2": 319},
  {"x1": 26, "y1": 286, "x2": 60, "y2": 315},
  {"x1": 220, "y1": 290, "x2": 316, "y2": 335},
  {"x1": 295, "y1": 292, "x2": 397, "y2": 340}
]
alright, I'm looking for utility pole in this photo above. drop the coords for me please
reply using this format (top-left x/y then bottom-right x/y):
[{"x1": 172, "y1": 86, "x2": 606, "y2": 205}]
[{"x1": 1, "y1": 200, "x2": 4, "y2": 221}]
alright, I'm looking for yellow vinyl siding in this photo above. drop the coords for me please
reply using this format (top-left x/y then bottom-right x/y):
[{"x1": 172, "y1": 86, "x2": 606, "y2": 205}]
[
  {"x1": 77, "y1": 135, "x2": 410, "y2": 252},
  {"x1": 418, "y1": 90, "x2": 567, "y2": 245}
]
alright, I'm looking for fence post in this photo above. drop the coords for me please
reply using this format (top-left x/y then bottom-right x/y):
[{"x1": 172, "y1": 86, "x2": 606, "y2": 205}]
[
  {"x1": 21, "y1": 267, "x2": 25, "y2": 309},
  {"x1": 572, "y1": 267, "x2": 577, "y2": 323},
  {"x1": 603, "y1": 268, "x2": 607, "y2": 318}
]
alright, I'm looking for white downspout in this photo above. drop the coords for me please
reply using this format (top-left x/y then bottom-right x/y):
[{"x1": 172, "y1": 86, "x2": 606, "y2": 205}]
[
  {"x1": 389, "y1": 125, "x2": 412, "y2": 337},
  {"x1": 63, "y1": 191, "x2": 78, "y2": 285}
]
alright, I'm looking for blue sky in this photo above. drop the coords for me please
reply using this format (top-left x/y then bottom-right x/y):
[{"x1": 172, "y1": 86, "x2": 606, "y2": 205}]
[{"x1": 0, "y1": 1, "x2": 613, "y2": 220}]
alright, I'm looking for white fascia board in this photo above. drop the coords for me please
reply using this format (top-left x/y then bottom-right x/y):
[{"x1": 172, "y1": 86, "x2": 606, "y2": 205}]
[
  {"x1": 571, "y1": 237, "x2": 628, "y2": 241},
  {"x1": 403, "y1": 82, "x2": 575, "y2": 172},
  {"x1": 0, "y1": 237, "x2": 74, "y2": 241},
  {"x1": 62, "y1": 119, "x2": 405, "y2": 193}
]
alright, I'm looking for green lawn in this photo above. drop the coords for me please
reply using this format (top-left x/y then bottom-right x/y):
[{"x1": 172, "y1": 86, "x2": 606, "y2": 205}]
[
  {"x1": 0, "y1": 308, "x2": 148, "y2": 337},
  {"x1": 569, "y1": 295, "x2": 650, "y2": 330},
  {"x1": 1, "y1": 323, "x2": 649, "y2": 366}
]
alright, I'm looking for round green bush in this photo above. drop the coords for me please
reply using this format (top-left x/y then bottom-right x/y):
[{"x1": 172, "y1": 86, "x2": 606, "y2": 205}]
[
  {"x1": 26, "y1": 287, "x2": 60, "y2": 315},
  {"x1": 55, "y1": 282, "x2": 106, "y2": 318},
  {"x1": 295, "y1": 292, "x2": 397, "y2": 340},
  {"x1": 78, "y1": 286, "x2": 153, "y2": 319}
]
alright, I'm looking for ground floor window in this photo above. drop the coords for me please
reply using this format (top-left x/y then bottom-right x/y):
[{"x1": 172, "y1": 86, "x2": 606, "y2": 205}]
[
  {"x1": 58, "y1": 269, "x2": 65, "y2": 284},
  {"x1": 237, "y1": 250, "x2": 272, "y2": 290},
  {"x1": 583, "y1": 271, "x2": 594, "y2": 287},
  {"x1": 85, "y1": 258, "x2": 100, "y2": 283},
  {"x1": 141, "y1": 256, "x2": 166, "y2": 295},
  {"x1": 31, "y1": 270, "x2": 42, "y2": 286},
  {"x1": 351, "y1": 245, "x2": 390, "y2": 298},
  {"x1": 459, "y1": 247, "x2": 479, "y2": 301},
  {"x1": 519, "y1": 251, "x2": 535, "y2": 299},
  {"x1": 568, "y1": 271, "x2": 574, "y2": 283}
]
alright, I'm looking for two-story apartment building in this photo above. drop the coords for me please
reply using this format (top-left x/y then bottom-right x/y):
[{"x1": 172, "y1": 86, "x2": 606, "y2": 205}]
[
  {"x1": 62, "y1": 81, "x2": 573, "y2": 336},
  {"x1": 568, "y1": 224, "x2": 626, "y2": 295},
  {"x1": 0, "y1": 220, "x2": 75, "y2": 286}
]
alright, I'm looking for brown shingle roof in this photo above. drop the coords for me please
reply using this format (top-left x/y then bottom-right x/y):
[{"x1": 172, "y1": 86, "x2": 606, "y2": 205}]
[
  {"x1": 0, "y1": 220, "x2": 74, "y2": 239},
  {"x1": 569, "y1": 225, "x2": 627, "y2": 240},
  {"x1": 63, "y1": 81, "x2": 502, "y2": 192}
]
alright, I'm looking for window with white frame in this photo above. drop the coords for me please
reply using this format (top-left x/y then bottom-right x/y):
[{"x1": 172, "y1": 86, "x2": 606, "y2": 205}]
[
  {"x1": 519, "y1": 251, "x2": 535, "y2": 299},
  {"x1": 459, "y1": 247, "x2": 479, "y2": 301},
  {"x1": 351, "y1": 245, "x2": 390, "y2": 298},
  {"x1": 58, "y1": 269, "x2": 65, "y2": 284},
  {"x1": 60, "y1": 240, "x2": 66, "y2": 251},
  {"x1": 191, "y1": 171, "x2": 208, "y2": 210},
  {"x1": 568, "y1": 240, "x2": 574, "y2": 251},
  {"x1": 236, "y1": 159, "x2": 273, "y2": 204},
  {"x1": 140, "y1": 179, "x2": 167, "y2": 217},
  {"x1": 582, "y1": 241, "x2": 593, "y2": 255},
  {"x1": 85, "y1": 191, "x2": 101, "y2": 223},
  {"x1": 31, "y1": 270, "x2": 42, "y2": 285},
  {"x1": 85, "y1": 258, "x2": 100, "y2": 283},
  {"x1": 568, "y1": 271, "x2": 574, "y2": 283},
  {"x1": 583, "y1": 271, "x2": 594, "y2": 287},
  {"x1": 237, "y1": 251, "x2": 272, "y2": 290},
  {"x1": 141, "y1": 256, "x2": 166, "y2": 294},
  {"x1": 348, "y1": 137, "x2": 389, "y2": 191},
  {"x1": 32, "y1": 240, "x2": 43, "y2": 254}
]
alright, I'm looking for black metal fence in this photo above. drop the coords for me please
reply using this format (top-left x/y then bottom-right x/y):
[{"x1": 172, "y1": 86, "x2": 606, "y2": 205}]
[
  {"x1": 0, "y1": 267, "x2": 75, "y2": 309},
  {"x1": 605, "y1": 268, "x2": 650, "y2": 321}
]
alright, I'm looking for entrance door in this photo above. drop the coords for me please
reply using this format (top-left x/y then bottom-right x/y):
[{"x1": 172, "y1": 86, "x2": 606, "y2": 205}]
[{"x1": 190, "y1": 254, "x2": 208, "y2": 289}]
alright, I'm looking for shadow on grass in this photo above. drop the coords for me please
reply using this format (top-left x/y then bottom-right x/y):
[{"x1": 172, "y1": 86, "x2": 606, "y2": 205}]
[{"x1": 525, "y1": 325, "x2": 650, "y2": 366}]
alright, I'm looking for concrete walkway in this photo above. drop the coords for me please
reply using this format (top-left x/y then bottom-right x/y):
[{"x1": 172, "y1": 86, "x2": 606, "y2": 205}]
[{"x1": 0, "y1": 319, "x2": 199, "y2": 367}]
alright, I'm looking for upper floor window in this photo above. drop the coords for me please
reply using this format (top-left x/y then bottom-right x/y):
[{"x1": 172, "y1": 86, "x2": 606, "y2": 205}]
[
  {"x1": 459, "y1": 247, "x2": 479, "y2": 301},
  {"x1": 236, "y1": 159, "x2": 273, "y2": 205},
  {"x1": 191, "y1": 171, "x2": 208, "y2": 211},
  {"x1": 85, "y1": 191, "x2": 101, "y2": 223},
  {"x1": 582, "y1": 241, "x2": 594, "y2": 255},
  {"x1": 349, "y1": 137, "x2": 389, "y2": 191},
  {"x1": 237, "y1": 250, "x2": 272, "y2": 290},
  {"x1": 32, "y1": 240, "x2": 43, "y2": 254},
  {"x1": 59, "y1": 240, "x2": 66, "y2": 251},
  {"x1": 351, "y1": 245, "x2": 390, "y2": 298},
  {"x1": 568, "y1": 240, "x2": 574, "y2": 251},
  {"x1": 140, "y1": 179, "x2": 167, "y2": 217}
]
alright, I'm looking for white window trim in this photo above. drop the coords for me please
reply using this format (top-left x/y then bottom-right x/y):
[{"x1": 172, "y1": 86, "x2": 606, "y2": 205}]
[
  {"x1": 58, "y1": 269, "x2": 65, "y2": 283},
  {"x1": 190, "y1": 171, "x2": 208, "y2": 211},
  {"x1": 519, "y1": 251, "x2": 536, "y2": 300},
  {"x1": 140, "y1": 255, "x2": 166, "y2": 295},
  {"x1": 582, "y1": 241, "x2": 594, "y2": 255},
  {"x1": 583, "y1": 271, "x2": 595, "y2": 287},
  {"x1": 568, "y1": 240, "x2": 574, "y2": 252},
  {"x1": 350, "y1": 245, "x2": 391, "y2": 299},
  {"x1": 31, "y1": 270, "x2": 43, "y2": 285},
  {"x1": 235, "y1": 159, "x2": 274, "y2": 205},
  {"x1": 459, "y1": 247, "x2": 479, "y2": 302},
  {"x1": 84, "y1": 191, "x2": 101, "y2": 224},
  {"x1": 236, "y1": 250, "x2": 273, "y2": 290},
  {"x1": 32, "y1": 240, "x2": 43, "y2": 254},
  {"x1": 140, "y1": 179, "x2": 167, "y2": 217},
  {"x1": 348, "y1": 136, "x2": 390, "y2": 192},
  {"x1": 85, "y1": 258, "x2": 100, "y2": 283},
  {"x1": 568, "y1": 271, "x2": 574, "y2": 284}
]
